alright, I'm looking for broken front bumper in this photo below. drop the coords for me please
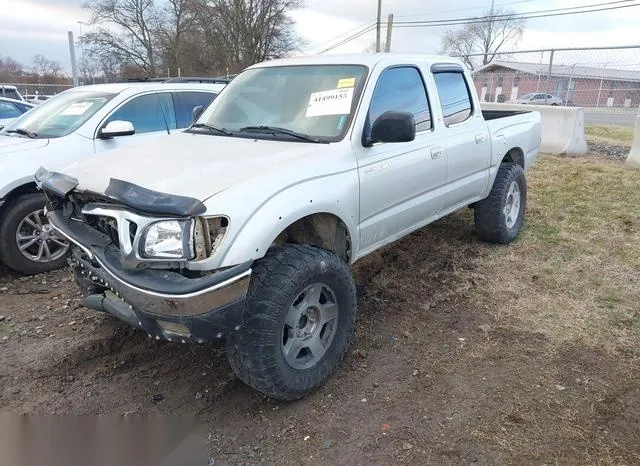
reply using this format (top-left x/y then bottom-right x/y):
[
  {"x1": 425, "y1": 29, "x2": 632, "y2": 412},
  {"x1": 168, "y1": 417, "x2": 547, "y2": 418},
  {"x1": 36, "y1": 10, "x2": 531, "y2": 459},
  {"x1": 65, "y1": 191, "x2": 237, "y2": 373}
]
[{"x1": 48, "y1": 210, "x2": 252, "y2": 343}]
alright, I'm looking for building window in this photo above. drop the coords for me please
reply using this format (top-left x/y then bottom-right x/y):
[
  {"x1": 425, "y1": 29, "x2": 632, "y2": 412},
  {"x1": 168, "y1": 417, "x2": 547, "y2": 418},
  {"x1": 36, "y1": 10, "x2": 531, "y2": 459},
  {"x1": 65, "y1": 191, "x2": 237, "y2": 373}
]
[
  {"x1": 608, "y1": 81, "x2": 617, "y2": 98},
  {"x1": 513, "y1": 75, "x2": 521, "y2": 87},
  {"x1": 496, "y1": 76, "x2": 504, "y2": 86}
]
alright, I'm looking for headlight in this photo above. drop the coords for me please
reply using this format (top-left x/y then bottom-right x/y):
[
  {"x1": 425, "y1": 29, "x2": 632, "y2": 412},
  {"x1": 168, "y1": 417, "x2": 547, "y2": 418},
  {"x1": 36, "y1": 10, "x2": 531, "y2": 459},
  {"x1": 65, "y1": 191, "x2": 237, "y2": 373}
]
[{"x1": 142, "y1": 220, "x2": 194, "y2": 259}]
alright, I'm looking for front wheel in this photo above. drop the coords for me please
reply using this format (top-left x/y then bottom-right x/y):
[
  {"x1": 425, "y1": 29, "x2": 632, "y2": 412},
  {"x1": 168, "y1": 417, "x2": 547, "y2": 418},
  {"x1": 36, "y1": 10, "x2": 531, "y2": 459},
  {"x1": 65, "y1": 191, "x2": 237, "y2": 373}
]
[
  {"x1": 226, "y1": 244, "x2": 357, "y2": 401},
  {"x1": 474, "y1": 163, "x2": 527, "y2": 244},
  {"x1": 0, "y1": 194, "x2": 70, "y2": 275}
]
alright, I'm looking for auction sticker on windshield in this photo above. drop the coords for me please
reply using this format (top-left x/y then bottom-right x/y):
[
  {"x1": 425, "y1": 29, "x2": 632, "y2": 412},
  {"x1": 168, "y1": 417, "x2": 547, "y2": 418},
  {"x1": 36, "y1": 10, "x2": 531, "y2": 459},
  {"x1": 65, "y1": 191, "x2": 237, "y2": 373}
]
[{"x1": 306, "y1": 88, "x2": 354, "y2": 117}]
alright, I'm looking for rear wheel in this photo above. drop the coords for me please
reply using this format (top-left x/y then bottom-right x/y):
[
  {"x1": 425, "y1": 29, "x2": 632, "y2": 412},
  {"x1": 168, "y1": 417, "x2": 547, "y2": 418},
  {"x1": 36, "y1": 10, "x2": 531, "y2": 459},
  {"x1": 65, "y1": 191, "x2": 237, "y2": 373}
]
[
  {"x1": 474, "y1": 163, "x2": 527, "y2": 244},
  {"x1": 226, "y1": 244, "x2": 357, "y2": 400},
  {"x1": 0, "y1": 194, "x2": 70, "y2": 275}
]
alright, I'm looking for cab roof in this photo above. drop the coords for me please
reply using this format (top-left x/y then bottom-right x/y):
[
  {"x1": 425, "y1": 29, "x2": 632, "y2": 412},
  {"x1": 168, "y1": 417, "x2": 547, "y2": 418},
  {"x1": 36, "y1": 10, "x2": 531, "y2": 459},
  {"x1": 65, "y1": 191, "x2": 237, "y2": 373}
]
[{"x1": 249, "y1": 53, "x2": 464, "y2": 70}]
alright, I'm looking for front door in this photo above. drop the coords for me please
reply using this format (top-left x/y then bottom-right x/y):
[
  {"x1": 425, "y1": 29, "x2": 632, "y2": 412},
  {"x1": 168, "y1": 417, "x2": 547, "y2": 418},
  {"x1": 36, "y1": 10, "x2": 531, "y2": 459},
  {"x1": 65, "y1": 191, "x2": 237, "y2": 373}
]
[{"x1": 356, "y1": 66, "x2": 448, "y2": 253}]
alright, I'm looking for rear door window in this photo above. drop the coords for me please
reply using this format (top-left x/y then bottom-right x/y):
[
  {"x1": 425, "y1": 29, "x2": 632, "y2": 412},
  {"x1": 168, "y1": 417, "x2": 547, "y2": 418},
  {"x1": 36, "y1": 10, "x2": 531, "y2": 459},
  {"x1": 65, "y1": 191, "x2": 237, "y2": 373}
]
[
  {"x1": 173, "y1": 91, "x2": 217, "y2": 128},
  {"x1": 433, "y1": 71, "x2": 473, "y2": 126}
]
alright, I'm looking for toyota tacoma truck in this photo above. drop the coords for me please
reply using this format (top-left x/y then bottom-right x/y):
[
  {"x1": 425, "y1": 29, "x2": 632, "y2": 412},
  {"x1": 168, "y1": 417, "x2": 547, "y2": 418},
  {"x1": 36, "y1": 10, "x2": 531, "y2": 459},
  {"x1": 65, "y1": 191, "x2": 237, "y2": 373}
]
[{"x1": 36, "y1": 54, "x2": 541, "y2": 400}]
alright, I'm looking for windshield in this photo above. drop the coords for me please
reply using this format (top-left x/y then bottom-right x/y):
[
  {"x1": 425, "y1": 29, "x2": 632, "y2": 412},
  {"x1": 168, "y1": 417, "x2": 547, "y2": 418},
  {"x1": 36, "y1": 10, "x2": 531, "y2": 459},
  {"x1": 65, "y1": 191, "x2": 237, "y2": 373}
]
[
  {"x1": 196, "y1": 64, "x2": 368, "y2": 142},
  {"x1": 1, "y1": 90, "x2": 116, "y2": 138},
  {"x1": 520, "y1": 93, "x2": 535, "y2": 99}
]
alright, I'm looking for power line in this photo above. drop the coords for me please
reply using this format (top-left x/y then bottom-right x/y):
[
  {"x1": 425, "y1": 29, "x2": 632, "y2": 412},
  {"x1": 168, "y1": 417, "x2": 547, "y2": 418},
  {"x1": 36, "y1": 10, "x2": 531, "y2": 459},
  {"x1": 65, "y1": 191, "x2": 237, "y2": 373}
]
[
  {"x1": 395, "y1": 0, "x2": 537, "y2": 19},
  {"x1": 394, "y1": 0, "x2": 639, "y2": 27},
  {"x1": 317, "y1": 24, "x2": 377, "y2": 54},
  {"x1": 309, "y1": 21, "x2": 376, "y2": 51}
]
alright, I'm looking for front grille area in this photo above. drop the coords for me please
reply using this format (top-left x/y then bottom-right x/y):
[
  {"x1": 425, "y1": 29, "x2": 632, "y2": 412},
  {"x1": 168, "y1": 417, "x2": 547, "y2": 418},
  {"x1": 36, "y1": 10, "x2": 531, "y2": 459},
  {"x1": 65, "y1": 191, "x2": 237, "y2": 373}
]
[{"x1": 64, "y1": 193, "x2": 137, "y2": 251}]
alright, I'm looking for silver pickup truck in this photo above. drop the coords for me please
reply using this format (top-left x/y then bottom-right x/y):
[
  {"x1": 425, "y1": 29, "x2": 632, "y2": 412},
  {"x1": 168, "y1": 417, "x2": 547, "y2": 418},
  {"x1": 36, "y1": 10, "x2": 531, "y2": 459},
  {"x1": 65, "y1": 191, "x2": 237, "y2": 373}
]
[{"x1": 37, "y1": 54, "x2": 541, "y2": 400}]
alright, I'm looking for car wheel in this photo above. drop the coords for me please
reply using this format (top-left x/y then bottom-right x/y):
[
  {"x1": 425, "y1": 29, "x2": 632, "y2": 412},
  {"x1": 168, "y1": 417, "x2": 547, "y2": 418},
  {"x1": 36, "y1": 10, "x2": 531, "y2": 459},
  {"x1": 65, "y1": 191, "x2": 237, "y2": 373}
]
[
  {"x1": 473, "y1": 163, "x2": 527, "y2": 244},
  {"x1": 0, "y1": 194, "x2": 70, "y2": 275},
  {"x1": 226, "y1": 244, "x2": 357, "y2": 401}
]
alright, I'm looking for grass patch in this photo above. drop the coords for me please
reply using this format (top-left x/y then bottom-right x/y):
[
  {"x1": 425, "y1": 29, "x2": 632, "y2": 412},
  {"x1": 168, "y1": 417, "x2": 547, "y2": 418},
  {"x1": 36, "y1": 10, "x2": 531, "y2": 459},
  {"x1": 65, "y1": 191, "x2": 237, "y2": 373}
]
[
  {"x1": 585, "y1": 125, "x2": 634, "y2": 146},
  {"x1": 473, "y1": 155, "x2": 640, "y2": 351}
]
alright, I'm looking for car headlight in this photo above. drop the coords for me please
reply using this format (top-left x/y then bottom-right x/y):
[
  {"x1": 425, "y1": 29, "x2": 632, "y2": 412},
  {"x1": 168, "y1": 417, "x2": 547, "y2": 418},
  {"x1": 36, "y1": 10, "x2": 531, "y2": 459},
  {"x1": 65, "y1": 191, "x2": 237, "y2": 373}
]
[{"x1": 141, "y1": 220, "x2": 194, "y2": 259}]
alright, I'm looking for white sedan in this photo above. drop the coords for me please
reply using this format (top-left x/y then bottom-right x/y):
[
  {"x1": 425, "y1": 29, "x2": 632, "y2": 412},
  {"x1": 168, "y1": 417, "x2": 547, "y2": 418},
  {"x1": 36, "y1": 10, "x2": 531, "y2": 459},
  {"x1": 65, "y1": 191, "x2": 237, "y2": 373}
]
[
  {"x1": 0, "y1": 97, "x2": 34, "y2": 129},
  {"x1": 508, "y1": 93, "x2": 564, "y2": 106}
]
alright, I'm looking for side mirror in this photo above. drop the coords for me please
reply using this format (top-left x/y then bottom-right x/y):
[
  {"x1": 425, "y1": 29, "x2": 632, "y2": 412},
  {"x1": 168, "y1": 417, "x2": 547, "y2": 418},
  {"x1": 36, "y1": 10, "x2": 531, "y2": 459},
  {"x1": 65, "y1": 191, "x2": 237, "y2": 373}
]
[
  {"x1": 100, "y1": 120, "x2": 135, "y2": 138},
  {"x1": 192, "y1": 106, "x2": 204, "y2": 123},
  {"x1": 365, "y1": 111, "x2": 415, "y2": 147}
]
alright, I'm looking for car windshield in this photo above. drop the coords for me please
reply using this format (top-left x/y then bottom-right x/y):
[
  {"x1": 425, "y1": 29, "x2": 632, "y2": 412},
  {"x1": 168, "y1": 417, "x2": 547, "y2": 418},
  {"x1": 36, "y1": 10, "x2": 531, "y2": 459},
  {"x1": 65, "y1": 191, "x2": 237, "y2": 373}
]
[
  {"x1": 1, "y1": 90, "x2": 116, "y2": 138},
  {"x1": 520, "y1": 93, "x2": 535, "y2": 99},
  {"x1": 196, "y1": 64, "x2": 368, "y2": 142}
]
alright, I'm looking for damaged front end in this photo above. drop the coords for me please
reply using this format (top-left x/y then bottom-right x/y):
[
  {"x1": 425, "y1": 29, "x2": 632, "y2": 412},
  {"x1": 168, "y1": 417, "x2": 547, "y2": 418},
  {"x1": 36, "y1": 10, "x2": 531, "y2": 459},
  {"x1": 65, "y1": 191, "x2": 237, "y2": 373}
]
[{"x1": 35, "y1": 167, "x2": 251, "y2": 343}]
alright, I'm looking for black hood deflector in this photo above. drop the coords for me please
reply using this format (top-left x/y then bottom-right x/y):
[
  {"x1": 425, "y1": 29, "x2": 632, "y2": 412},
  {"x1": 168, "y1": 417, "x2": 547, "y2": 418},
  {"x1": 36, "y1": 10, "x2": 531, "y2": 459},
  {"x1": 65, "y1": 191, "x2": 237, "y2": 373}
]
[{"x1": 104, "y1": 178, "x2": 206, "y2": 217}]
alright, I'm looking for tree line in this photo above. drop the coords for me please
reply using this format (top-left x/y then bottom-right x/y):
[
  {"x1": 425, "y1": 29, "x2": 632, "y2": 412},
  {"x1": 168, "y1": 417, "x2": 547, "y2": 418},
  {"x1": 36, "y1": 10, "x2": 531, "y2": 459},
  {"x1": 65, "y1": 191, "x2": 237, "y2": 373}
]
[{"x1": 80, "y1": 0, "x2": 302, "y2": 80}]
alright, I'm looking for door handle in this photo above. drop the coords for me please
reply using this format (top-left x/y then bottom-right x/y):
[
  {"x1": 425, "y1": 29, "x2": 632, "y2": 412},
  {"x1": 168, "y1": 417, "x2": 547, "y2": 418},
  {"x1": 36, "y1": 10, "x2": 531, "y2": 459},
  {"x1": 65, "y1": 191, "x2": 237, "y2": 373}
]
[
  {"x1": 475, "y1": 134, "x2": 487, "y2": 144},
  {"x1": 430, "y1": 146, "x2": 444, "y2": 159}
]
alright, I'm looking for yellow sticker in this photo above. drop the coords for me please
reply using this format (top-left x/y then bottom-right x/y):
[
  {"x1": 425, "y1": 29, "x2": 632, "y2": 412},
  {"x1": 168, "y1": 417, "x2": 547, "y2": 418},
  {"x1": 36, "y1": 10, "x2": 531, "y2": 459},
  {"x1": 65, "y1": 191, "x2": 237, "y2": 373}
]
[{"x1": 337, "y1": 78, "x2": 356, "y2": 88}]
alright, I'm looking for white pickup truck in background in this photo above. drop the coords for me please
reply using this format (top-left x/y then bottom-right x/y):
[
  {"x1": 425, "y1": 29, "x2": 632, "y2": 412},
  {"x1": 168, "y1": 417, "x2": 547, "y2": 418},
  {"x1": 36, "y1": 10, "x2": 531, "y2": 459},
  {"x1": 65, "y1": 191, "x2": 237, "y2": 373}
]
[
  {"x1": 38, "y1": 54, "x2": 541, "y2": 400},
  {"x1": 0, "y1": 80, "x2": 226, "y2": 274}
]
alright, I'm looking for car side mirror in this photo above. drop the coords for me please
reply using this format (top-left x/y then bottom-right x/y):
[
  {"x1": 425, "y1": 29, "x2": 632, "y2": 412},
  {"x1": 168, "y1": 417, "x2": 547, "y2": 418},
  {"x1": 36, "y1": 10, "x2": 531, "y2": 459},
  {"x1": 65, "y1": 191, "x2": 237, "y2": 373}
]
[
  {"x1": 100, "y1": 120, "x2": 135, "y2": 138},
  {"x1": 192, "y1": 106, "x2": 204, "y2": 123},
  {"x1": 365, "y1": 111, "x2": 416, "y2": 147}
]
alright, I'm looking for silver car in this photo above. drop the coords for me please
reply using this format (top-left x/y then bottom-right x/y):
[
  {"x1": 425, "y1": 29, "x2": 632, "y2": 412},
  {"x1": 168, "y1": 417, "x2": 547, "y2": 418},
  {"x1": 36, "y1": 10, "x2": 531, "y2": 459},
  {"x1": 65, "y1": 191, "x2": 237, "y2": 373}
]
[{"x1": 509, "y1": 93, "x2": 563, "y2": 106}]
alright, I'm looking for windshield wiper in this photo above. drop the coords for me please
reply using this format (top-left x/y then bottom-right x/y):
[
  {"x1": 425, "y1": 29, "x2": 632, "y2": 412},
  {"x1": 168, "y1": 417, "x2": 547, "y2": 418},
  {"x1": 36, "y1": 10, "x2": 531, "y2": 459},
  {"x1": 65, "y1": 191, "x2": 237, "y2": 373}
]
[
  {"x1": 5, "y1": 128, "x2": 37, "y2": 139},
  {"x1": 190, "y1": 123, "x2": 231, "y2": 136},
  {"x1": 238, "y1": 126, "x2": 322, "y2": 143}
]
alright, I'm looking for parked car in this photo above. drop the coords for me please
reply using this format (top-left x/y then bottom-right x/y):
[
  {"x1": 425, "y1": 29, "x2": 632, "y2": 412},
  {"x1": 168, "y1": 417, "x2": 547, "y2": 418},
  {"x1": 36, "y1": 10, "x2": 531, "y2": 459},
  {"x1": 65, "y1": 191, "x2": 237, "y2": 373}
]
[
  {"x1": 508, "y1": 93, "x2": 564, "y2": 106},
  {"x1": 25, "y1": 95, "x2": 53, "y2": 105},
  {"x1": 38, "y1": 54, "x2": 541, "y2": 400},
  {"x1": 0, "y1": 85, "x2": 24, "y2": 102},
  {"x1": 0, "y1": 97, "x2": 34, "y2": 129},
  {"x1": 0, "y1": 80, "x2": 226, "y2": 275}
]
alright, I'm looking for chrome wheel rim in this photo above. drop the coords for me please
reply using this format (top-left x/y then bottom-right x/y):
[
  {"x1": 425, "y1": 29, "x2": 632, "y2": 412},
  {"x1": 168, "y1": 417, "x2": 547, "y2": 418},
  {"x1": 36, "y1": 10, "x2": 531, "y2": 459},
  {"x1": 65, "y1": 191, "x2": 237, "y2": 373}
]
[
  {"x1": 15, "y1": 209, "x2": 69, "y2": 263},
  {"x1": 281, "y1": 283, "x2": 339, "y2": 370},
  {"x1": 503, "y1": 181, "x2": 521, "y2": 229}
]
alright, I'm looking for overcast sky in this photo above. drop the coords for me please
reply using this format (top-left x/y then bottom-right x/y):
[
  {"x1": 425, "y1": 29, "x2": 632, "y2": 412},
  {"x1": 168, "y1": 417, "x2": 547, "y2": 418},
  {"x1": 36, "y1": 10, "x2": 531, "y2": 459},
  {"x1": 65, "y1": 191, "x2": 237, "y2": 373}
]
[{"x1": 2, "y1": 0, "x2": 640, "y2": 72}]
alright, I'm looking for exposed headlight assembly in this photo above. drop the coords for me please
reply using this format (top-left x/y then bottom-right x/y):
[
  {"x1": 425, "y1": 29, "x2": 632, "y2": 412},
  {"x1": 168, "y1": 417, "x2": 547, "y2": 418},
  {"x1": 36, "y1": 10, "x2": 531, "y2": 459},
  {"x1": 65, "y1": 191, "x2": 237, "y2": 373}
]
[{"x1": 141, "y1": 219, "x2": 194, "y2": 260}]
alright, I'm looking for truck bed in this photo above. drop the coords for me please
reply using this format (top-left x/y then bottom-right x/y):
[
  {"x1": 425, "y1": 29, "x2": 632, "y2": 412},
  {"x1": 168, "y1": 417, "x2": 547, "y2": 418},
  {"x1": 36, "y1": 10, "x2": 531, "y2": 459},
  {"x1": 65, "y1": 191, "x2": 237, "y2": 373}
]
[{"x1": 481, "y1": 109, "x2": 530, "y2": 121}]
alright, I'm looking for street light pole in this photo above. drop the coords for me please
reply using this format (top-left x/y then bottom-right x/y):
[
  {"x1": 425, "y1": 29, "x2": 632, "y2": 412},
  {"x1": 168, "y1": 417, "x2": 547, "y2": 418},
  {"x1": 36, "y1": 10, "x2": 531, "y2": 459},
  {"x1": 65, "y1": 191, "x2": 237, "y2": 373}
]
[{"x1": 376, "y1": 0, "x2": 382, "y2": 53}]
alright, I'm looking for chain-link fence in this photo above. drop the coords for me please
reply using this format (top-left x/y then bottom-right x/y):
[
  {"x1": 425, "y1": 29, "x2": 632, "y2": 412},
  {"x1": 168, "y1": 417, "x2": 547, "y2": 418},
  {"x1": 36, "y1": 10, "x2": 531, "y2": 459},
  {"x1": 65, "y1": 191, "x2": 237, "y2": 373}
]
[
  {"x1": 0, "y1": 82, "x2": 74, "y2": 100},
  {"x1": 467, "y1": 45, "x2": 640, "y2": 126}
]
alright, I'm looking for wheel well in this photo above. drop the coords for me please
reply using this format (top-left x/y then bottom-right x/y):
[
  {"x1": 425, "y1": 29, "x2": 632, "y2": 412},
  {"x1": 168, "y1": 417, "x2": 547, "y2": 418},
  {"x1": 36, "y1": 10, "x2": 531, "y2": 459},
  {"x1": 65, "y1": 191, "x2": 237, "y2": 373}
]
[
  {"x1": 272, "y1": 213, "x2": 351, "y2": 262},
  {"x1": 502, "y1": 148, "x2": 524, "y2": 168},
  {"x1": 0, "y1": 183, "x2": 38, "y2": 214}
]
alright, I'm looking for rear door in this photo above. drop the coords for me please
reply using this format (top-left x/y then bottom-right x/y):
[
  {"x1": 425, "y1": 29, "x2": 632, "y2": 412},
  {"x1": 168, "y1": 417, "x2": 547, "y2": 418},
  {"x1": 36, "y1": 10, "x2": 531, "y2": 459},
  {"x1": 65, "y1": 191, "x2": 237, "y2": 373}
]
[
  {"x1": 93, "y1": 92, "x2": 176, "y2": 153},
  {"x1": 356, "y1": 65, "x2": 448, "y2": 252},
  {"x1": 431, "y1": 67, "x2": 491, "y2": 209}
]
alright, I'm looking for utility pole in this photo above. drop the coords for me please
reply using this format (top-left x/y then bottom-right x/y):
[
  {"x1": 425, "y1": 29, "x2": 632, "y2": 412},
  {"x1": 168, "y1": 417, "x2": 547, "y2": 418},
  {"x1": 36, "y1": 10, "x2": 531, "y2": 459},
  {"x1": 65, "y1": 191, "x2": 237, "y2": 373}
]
[
  {"x1": 375, "y1": 0, "x2": 382, "y2": 53},
  {"x1": 384, "y1": 14, "x2": 393, "y2": 53},
  {"x1": 68, "y1": 31, "x2": 79, "y2": 87}
]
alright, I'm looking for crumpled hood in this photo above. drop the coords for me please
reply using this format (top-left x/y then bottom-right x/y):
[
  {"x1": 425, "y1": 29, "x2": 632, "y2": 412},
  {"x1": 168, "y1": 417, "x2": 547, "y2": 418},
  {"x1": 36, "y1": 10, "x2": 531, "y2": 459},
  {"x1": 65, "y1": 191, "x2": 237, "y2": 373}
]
[
  {"x1": 0, "y1": 134, "x2": 49, "y2": 154},
  {"x1": 58, "y1": 132, "x2": 335, "y2": 201}
]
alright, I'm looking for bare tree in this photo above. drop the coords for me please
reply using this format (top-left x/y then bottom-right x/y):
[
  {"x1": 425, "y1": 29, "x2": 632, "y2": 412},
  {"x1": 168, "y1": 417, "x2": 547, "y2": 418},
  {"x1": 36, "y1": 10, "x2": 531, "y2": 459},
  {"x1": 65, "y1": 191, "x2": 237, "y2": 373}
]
[
  {"x1": 82, "y1": 0, "x2": 160, "y2": 75},
  {"x1": 32, "y1": 54, "x2": 62, "y2": 79},
  {"x1": 156, "y1": 0, "x2": 199, "y2": 75},
  {"x1": 194, "y1": 0, "x2": 303, "y2": 73},
  {"x1": 440, "y1": 9, "x2": 525, "y2": 70},
  {"x1": 0, "y1": 56, "x2": 24, "y2": 81}
]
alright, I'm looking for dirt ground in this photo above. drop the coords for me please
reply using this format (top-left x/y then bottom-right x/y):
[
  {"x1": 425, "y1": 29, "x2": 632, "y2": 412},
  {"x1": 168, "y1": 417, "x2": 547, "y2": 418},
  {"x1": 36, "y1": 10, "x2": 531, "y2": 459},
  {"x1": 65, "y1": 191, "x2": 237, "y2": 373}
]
[{"x1": 1, "y1": 155, "x2": 639, "y2": 465}]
